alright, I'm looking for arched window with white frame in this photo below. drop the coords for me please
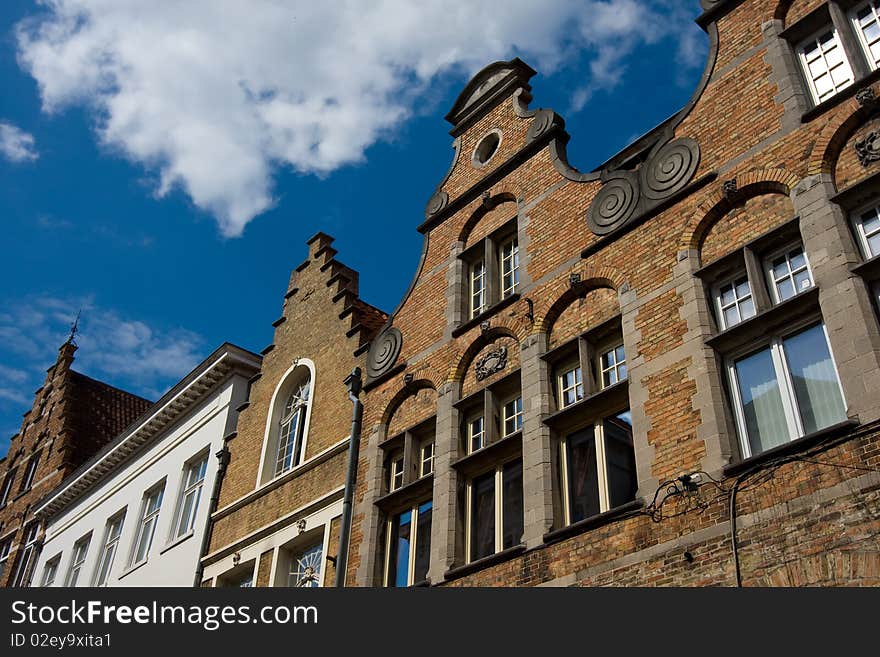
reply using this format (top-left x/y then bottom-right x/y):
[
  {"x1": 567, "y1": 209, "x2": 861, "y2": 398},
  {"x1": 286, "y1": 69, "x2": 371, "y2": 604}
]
[{"x1": 258, "y1": 360, "x2": 315, "y2": 486}]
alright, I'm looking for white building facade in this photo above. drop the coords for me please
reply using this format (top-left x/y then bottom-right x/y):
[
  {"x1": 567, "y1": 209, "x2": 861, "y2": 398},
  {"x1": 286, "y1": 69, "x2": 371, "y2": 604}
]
[{"x1": 31, "y1": 344, "x2": 261, "y2": 587}]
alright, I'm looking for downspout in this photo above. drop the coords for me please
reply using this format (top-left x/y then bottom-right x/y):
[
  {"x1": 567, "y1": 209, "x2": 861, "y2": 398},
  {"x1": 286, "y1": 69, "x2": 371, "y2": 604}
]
[
  {"x1": 335, "y1": 367, "x2": 363, "y2": 587},
  {"x1": 193, "y1": 434, "x2": 233, "y2": 587}
]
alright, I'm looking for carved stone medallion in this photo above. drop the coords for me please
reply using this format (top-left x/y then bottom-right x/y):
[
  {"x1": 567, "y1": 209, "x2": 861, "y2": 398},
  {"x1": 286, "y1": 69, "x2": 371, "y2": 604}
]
[{"x1": 475, "y1": 345, "x2": 508, "y2": 381}]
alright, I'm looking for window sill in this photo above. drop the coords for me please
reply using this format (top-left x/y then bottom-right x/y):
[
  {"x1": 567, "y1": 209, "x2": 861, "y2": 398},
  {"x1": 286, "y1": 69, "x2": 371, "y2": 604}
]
[
  {"x1": 374, "y1": 474, "x2": 433, "y2": 512},
  {"x1": 705, "y1": 286, "x2": 820, "y2": 353},
  {"x1": 851, "y1": 253, "x2": 880, "y2": 282},
  {"x1": 801, "y1": 68, "x2": 880, "y2": 124},
  {"x1": 451, "y1": 293, "x2": 520, "y2": 338},
  {"x1": 159, "y1": 530, "x2": 194, "y2": 555},
  {"x1": 450, "y1": 430, "x2": 522, "y2": 477},
  {"x1": 443, "y1": 543, "x2": 527, "y2": 582},
  {"x1": 830, "y1": 169, "x2": 880, "y2": 209},
  {"x1": 542, "y1": 381, "x2": 629, "y2": 431},
  {"x1": 722, "y1": 418, "x2": 860, "y2": 478},
  {"x1": 543, "y1": 499, "x2": 644, "y2": 546},
  {"x1": 117, "y1": 558, "x2": 149, "y2": 581}
]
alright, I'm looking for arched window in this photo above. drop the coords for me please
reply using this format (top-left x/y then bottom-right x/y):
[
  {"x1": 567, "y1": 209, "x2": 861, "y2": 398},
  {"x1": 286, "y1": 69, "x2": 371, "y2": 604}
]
[
  {"x1": 258, "y1": 360, "x2": 315, "y2": 486},
  {"x1": 275, "y1": 380, "x2": 310, "y2": 476}
]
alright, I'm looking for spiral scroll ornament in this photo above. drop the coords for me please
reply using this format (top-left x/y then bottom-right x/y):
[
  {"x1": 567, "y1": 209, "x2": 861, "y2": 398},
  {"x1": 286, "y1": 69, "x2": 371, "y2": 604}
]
[
  {"x1": 425, "y1": 191, "x2": 449, "y2": 217},
  {"x1": 639, "y1": 137, "x2": 700, "y2": 201},
  {"x1": 526, "y1": 109, "x2": 557, "y2": 142},
  {"x1": 367, "y1": 327, "x2": 403, "y2": 380},
  {"x1": 586, "y1": 173, "x2": 639, "y2": 235}
]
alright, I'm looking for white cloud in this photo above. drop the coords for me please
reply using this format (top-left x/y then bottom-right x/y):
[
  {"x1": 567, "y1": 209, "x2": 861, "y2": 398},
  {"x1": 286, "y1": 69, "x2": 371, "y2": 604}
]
[
  {"x1": 0, "y1": 121, "x2": 38, "y2": 162},
  {"x1": 16, "y1": 0, "x2": 702, "y2": 236},
  {"x1": 0, "y1": 296, "x2": 206, "y2": 402}
]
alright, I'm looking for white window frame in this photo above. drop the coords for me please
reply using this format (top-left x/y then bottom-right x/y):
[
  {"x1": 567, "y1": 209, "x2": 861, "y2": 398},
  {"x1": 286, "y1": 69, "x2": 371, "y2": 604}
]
[
  {"x1": 851, "y1": 0, "x2": 880, "y2": 70},
  {"x1": 93, "y1": 511, "x2": 125, "y2": 586},
  {"x1": 257, "y1": 359, "x2": 316, "y2": 488},
  {"x1": 130, "y1": 484, "x2": 164, "y2": 567},
  {"x1": 727, "y1": 323, "x2": 847, "y2": 459},
  {"x1": 599, "y1": 344, "x2": 627, "y2": 389},
  {"x1": 389, "y1": 455, "x2": 404, "y2": 492},
  {"x1": 797, "y1": 27, "x2": 855, "y2": 104},
  {"x1": 467, "y1": 415, "x2": 485, "y2": 454},
  {"x1": 41, "y1": 554, "x2": 60, "y2": 587},
  {"x1": 0, "y1": 468, "x2": 16, "y2": 507},
  {"x1": 383, "y1": 500, "x2": 432, "y2": 587},
  {"x1": 713, "y1": 275, "x2": 756, "y2": 330},
  {"x1": 172, "y1": 452, "x2": 209, "y2": 540},
  {"x1": 557, "y1": 362, "x2": 584, "y2": 409},
  {"x1": 470, "y1": 259, "x2": 486, "y2": 318},
  {"x1": 275, "y1": 382, "x2": 310, "y2": 477},
  {"x1": 500, "y1": 236, "x2": 520, "y2": 298},
  {"x1": 852, "y1": 202, "x2": 880, "y2": 259},
  {"x1": 19, "y1": 453, "x2": 39, "y2": 492},
  {"x1": 464, "y1": 459, "x2": 521, "y2": 563},
  {"x1": 502, "y1": 396, "x2": 523, "y2": 437},
  {"x1": 11, "y1": 523, "x2": 40, "y2": 586},
  {"x1": 764, "y1": 242, "x2": 814, "y2": 304},
  {"x1": 65, "y1": 534, "x2": 91, "y2": 587},
  {"x1": 419, "y1": 442, "x2": 435, "y2": 478},
  {"x1": 0, "y1": 539, "x2": 11, "y2": 582}
]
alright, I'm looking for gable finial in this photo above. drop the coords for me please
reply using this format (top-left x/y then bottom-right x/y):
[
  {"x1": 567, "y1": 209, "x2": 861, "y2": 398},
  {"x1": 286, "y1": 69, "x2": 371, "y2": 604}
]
[{"x1": 66, "y1": 309, "x2": 81, "y2": 346}]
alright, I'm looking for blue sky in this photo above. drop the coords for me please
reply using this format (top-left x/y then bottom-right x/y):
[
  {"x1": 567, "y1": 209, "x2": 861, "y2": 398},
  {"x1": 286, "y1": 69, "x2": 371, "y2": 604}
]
[{"x1": 0, "y1": 0, "x2": 707, "y2": 455}]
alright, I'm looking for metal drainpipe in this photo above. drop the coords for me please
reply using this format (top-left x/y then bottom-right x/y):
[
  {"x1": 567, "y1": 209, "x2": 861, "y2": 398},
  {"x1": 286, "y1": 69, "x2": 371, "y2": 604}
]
[
  {"x1": 193, "y1": 436, "x2": 232, "y2": 587},
  {"x1": 335, "y1": 367, "x2": 363, "y2": 587}
]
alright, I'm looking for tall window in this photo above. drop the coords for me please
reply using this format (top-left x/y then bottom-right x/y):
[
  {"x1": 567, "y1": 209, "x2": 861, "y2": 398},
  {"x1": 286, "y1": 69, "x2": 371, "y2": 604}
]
[
  {"x1": 11, "y1": 523, "x2": 40, "y2": 586},
  {"x1": 40, "y1": 554, "x2": 60, "y2": 587},
  {"x1": 500, "y1": 237, "x2": 520, "y2": 298},
  {"x1": 470, "y1": 260, "x2": 487, "y2": 318},
  {"x1": 467, "y1": 460, "x2": 523, "y2": 562},
  {"x1": 93, "y1": 512, "x2": 125, "y2": 586},
  {"x1": 19, "y1": 453, "x2": 40, "y2": 493},
  {"x1": 0, "y1": 539, "x2": 11, "y2": 582},
  {"x1": 560, "y1": 411, "x2": 637, "y2": 524},
  {"x1": 419, "y1": 442, "x2": 435, "y2": 477},
  {"x1": 467, "y1": 416, "x2": 485, "y2": 453},
  {"x1": 65, "y1": 534, "x2": 91, "y2": 586},
  {"x1": 173, "y1": 454, "x2": 208, "y2": 538},
  {"x1": 287, "y1": 542, "x2": 323, "y2": 587},
  {"x1": 0, "y1": 468, "x2": 16, "y2": 507},
  {"x1": 131, "y1": 484, "x2": 164, "y2": 565},
  {"x1": 276, "y1": 381, "x2": 310, "y2": 476},
  {"x1": 385, "y1": 501, "x2": 432, "y2": 587}
]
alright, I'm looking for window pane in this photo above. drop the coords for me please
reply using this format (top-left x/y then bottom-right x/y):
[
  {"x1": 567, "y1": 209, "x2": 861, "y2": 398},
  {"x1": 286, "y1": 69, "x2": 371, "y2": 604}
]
[
  {"x1": 783, "y1": 325, "x2": 847, "y2": 435},
  {"x1": 388, "y1": 510, "x2": 411, "y2": 587},
  {"x1": 501, "y1": 461, "x2": 523, "y2": 550},
  {"x1": 566, "y1": 427, "x2": 600, "y2": 522},
  {"x1": 470, "y1": 471, "x2": 495, "y2": 561},
  {"x1": 734, "y1": 347, "x2": 790, "y2": 455},
  {"x1": 414, "y1": 501, "x2": 432, "y2": 584},
  {"x1": 604, "y1": 412, "x2": 638, "y2": 509}
]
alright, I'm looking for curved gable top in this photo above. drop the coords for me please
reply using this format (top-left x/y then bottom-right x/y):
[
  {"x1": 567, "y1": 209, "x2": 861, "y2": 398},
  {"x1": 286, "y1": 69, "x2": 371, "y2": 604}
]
[{"x1": 445, "y1": 58, "x2": 537, "y2": 136}]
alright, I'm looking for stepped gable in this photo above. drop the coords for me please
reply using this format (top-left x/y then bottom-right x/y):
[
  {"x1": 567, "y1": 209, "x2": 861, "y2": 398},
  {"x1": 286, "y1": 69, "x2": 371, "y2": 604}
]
[{"x1": 285, "y1": 232, "x2": 388, "y2": 356}]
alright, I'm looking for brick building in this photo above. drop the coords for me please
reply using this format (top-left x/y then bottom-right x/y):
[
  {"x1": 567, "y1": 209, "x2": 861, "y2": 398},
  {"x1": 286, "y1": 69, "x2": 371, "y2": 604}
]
[
  {"x1": 348, "y1": 0, "x2": 880, "y2": 587},
  {"x1": 0, "y1": 338, "x2": 151, "y2": 587},
  {"x1": 199, "y1": 235, "x2": 386, "y2": 587}
]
